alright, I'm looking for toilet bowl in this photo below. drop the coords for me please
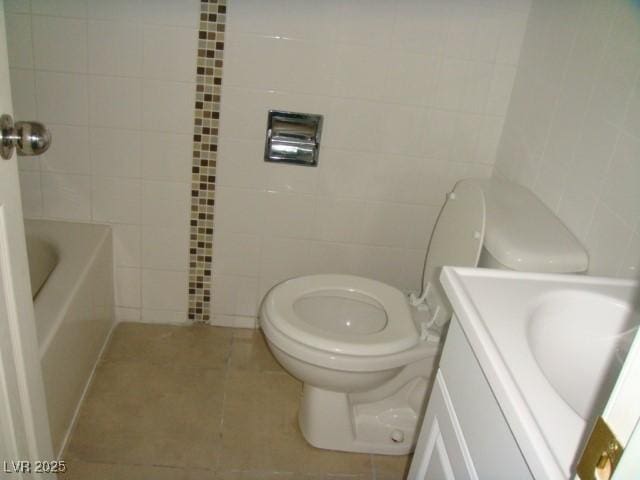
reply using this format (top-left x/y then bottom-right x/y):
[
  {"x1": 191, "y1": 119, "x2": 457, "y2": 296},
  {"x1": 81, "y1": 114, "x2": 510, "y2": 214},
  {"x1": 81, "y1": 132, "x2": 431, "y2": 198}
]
[
  {"x1": 262, "y1": 274, "x2": 438, "y2": 390},
  {"x1": 259, "y1": 178, "x2": 589, "y2": 455},
  {"x1": 261, "y1": 274, "x2": 441, "y2": 454}
]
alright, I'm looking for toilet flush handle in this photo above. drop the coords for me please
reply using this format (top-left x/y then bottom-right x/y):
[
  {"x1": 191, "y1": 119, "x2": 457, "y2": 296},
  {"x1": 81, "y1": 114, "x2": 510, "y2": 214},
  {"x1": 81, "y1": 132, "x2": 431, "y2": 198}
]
[{"x1": 391, "y1": 429, "x2": 405, "y2": 443}]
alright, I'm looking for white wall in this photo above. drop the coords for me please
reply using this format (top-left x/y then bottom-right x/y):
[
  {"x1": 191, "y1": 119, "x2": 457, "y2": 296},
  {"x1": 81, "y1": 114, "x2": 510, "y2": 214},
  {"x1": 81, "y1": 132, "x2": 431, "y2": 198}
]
[
  {"x1": 6, "y1": 0, "x2": 200, "y2": 323},
  {"x1": 494, "y1": 0, "x2": 640, "y2": 279},
  {"x1": 212, "y1": 0, "x2": 531, "y2": 327}
]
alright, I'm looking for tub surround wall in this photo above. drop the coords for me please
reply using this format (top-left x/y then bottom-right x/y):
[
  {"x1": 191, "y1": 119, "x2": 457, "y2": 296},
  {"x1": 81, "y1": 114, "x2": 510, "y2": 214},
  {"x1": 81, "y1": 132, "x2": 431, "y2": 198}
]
[
  {"x1": 7, "y1": 0, "x2": 200, "y2": 323},
  {"x1": 494, "y1": 0, "x2": 640, "y2": 278},
  {"x1": 212, "y1": 0, "x2": 531, "y2": 327}
]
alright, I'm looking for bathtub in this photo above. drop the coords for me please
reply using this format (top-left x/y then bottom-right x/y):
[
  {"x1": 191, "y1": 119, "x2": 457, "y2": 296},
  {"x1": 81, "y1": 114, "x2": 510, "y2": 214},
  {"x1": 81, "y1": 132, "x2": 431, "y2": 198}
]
[{"x1": 25, "y1": 219, "x2": 115, "y2": 456}]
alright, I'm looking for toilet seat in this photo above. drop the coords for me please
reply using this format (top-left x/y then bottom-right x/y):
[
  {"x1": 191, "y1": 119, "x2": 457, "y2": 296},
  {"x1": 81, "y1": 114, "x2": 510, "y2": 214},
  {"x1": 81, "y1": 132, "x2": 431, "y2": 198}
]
[{"x1": 262, "y1": 274, "x2": 418, "y2": 356}]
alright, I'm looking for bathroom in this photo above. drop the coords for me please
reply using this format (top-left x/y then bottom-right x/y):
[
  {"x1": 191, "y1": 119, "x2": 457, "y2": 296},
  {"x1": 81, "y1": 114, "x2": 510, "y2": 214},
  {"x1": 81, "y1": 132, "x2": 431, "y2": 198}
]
[{"x1": 0, "y1": 0, "x2": 638, "y2": 478}]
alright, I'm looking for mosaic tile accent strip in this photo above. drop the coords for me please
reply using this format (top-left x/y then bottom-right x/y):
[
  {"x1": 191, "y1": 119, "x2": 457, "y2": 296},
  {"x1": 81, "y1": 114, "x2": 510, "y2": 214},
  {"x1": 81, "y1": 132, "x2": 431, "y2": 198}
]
[{"x1": 189, "y1": 0, "x2": 226, "y2": 323}]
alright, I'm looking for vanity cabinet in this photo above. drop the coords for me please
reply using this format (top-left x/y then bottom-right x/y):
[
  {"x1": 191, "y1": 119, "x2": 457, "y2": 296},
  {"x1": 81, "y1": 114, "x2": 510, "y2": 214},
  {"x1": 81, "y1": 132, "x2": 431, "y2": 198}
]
[{"x1": 408, "y1": 318, "x2": 533, "y2": 480}]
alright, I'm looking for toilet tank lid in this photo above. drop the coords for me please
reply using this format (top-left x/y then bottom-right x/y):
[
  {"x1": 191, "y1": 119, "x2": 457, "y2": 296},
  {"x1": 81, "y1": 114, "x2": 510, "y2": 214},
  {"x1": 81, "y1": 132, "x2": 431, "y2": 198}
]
[{"x1": 476, "y1": 179, "x2": 588, "y2": 273}]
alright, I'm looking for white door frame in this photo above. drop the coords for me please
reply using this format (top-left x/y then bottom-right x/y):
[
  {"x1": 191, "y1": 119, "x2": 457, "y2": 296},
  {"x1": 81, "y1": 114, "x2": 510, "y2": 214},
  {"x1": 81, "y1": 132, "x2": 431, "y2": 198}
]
[{"x1": 0, "y1": 2, "x2": 56, "y2": 478}]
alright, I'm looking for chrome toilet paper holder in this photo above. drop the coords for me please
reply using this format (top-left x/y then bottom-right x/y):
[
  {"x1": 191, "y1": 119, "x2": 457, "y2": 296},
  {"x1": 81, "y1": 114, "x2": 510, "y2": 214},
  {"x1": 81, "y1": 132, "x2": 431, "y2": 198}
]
[{"x1": 264, "y1": 110, "x2": 323, "y2": 166}]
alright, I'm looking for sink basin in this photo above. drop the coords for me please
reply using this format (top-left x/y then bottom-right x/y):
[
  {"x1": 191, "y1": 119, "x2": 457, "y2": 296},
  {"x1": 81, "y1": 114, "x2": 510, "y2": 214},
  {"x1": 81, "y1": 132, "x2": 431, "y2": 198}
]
[
  {"x1": 528, "y1": 290, "x2": 639, "y2": 420},
  {"x1": 440, "y1": 267, "x2": 639, "y2": 480}
]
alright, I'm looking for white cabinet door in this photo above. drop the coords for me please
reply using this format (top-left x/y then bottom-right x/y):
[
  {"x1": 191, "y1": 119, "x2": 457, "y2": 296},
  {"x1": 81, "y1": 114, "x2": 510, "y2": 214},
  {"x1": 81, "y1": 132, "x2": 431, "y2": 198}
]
[
  {"x1": 407, "y1": 371, "x2": 477, "y2": 480},
  {"x1": 409, "y1": 319, "x2": 533, "y2": 479}
]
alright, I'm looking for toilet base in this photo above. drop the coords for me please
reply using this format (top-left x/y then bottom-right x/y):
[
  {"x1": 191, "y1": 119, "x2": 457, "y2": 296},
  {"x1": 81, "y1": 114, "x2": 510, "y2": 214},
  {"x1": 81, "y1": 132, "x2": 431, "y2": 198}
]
[{"x1": 298, "y1": 378, "x2": 428, "y2": 455}]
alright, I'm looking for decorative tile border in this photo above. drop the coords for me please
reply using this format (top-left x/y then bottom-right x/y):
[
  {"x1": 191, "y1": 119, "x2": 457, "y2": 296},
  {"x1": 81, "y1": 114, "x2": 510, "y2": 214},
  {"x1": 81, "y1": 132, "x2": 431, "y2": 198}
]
[{"x1": 188, "y1": 0, "x2": 226, "y2": 323}]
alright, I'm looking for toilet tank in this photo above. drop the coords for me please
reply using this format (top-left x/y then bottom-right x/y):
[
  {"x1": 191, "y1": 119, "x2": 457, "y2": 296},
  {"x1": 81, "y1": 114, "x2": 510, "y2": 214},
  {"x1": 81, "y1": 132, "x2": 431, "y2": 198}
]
[{"x1": 475, "y1": 179, "x2": 589, "y2": 273}]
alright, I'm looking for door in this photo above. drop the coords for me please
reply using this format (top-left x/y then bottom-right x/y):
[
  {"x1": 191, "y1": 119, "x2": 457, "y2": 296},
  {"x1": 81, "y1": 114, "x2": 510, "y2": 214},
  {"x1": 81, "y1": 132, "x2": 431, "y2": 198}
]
[
  {"x1": 574, "y1": 312, "x2": 640, "y2": 479},
  {"x1": 0, "y1": 3, "x2": 56, "y2": 479},
  {"x1": 599, "y1": 323, "x2": 640, "y2": 479}
]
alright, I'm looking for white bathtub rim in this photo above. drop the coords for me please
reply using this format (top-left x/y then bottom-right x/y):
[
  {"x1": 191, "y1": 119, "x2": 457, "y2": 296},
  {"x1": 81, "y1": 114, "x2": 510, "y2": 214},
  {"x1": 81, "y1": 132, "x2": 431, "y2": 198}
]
[
  {"x1": 37, "y1": 231, "x2": 109, "y2": 358},
  {"x1": 26, "y1": 220, "x2": 111, "y2": 357}
]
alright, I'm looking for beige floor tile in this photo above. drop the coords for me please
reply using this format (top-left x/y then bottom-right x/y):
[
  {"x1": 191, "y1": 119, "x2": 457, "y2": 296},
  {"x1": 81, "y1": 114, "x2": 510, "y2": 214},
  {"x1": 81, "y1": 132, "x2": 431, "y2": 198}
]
[
  {"x1": 64, "y1": 324, "x2": 381, "y2": 479},
  {"x1": 215, "y1": 472, "x2": 295, "y2": 480},
  {"x1": 61, "y1": 460, "x2": 200, "y2": 479},
  {"x1": 316, "y1": 474, "x2": 372, "y2": 479},
  {"x1": 372, "y1": 454, "x2": 412, "y2": 480},
  {"x1": 324, "y1": 476, "x2": 372, "y2": 480},
  {"x1": 229, "y1": 329, "x2": 283, "y2": 372},
  {"x1": 217, "y1": 473, "x2": 373, "y2": 480},
  {"x1": 219, "y1": 371, "x2": 371, "y2": 475},
  {"x1": 185, "y1": 468, "x2": 222, "y2": 479},
  {"x1": 65, "y1": 361, "x2": 225, "y2": 469},
  {"x1": 103, "y1": 322, "x2": 233, "y2": 369}
]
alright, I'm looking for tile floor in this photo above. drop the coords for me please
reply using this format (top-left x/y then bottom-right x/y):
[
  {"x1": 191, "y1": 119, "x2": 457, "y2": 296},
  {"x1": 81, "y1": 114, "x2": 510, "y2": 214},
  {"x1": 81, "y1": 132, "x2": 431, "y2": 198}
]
[{"x1": 62, "y1": 323, "x2": 411, "y2": 479}]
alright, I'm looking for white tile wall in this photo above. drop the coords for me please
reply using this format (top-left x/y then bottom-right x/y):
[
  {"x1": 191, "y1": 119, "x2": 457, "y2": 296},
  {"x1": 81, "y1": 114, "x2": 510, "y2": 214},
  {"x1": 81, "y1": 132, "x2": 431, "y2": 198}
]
[
  {"x1": 32, "y1": 15, "x2": 87, "y2": 72},
  {"x1": 141, "y1": 132, "x2": 192, "y2": 182},
  {"x1": 7, "y1": 0, "x2": 199, "y2": 323},
  {"x1": 141, "y1": 269, "x2": 189, "y2": 311},
  {"x1": 8, "y1": 68, "x2": 36, "y2": 118},
  {"x1": 41, "y1": 124, "x2": 90, "y2": 174},
  {"x1": 88, "y1": 76, "x2": 141, "y2": 129},
  {"x1": 6, "y1": 13, "x2": 32, "y2": 68},
  {"x1": 141, "y1": 226, "x2": 190, "y2": 271},
  {"x1": 18, "y1": 171, "x2": 43, "y2": 217},
  {"x1": 88, "y1": 20, "x2": 142, "y2": 76},
  {"x1": 141, "y1": 80, "x2": 195, "y2": 132},
  {"x1": 494, "y1": 0, "x2": 640, "y2": 279},
  {"x1": 211, "y1": 0, "x2": 531, "y2": 326},
  {"x1": 90, "y1": 128, "x2": 141, "y2": 178},
  {"x1": 35, "y1": 71, "x2": 88, "y2": 124},
  {"x1": 142, "y1": 25, "x2": 198, "y2": 82},
  {"x1": 40, "y1": 173, "x2": 91, "y2": 219}
]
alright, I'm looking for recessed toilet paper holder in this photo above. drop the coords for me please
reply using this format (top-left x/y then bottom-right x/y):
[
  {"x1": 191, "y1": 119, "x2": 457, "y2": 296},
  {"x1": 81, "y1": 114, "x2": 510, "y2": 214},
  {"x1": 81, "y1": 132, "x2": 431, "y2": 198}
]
[{"x1": 264, "y1": 110, "x2": 323, "y2": 166}]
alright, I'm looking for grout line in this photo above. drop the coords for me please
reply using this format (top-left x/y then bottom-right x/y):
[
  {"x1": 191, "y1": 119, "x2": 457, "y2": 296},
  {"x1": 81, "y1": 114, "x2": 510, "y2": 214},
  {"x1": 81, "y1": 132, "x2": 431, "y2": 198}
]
[
  {"x1": 135, "y1": 63, "x2": 145, "y2": 316},
  {"x1": 615, "y1": 222, "x2": 638, "y2": 278},
  {"x1": 59, "y1": 320, "x2": 119, "y2": 460},
  {"x1": 225, "y1": 27, "x2": 526, "y2": 64},
  {"x1": 580, "y1": 2, "x2": 630, "y2": 243},
  {"x1": 35, "y1": 68, "x2": 198, "y2": 85},
  {"x1": 369, "y1": 453, "x2": 377, "y2": 480},
  {"x1": 20, "y1": 11, "x2": 201, "y2": 30},
  {"x1": 24, "y1": 5, "x2": 46, "y2": 215},
  {"x1": 214, "y1": 330, "x2": 236, "y2": 472},
  {"x1": 220, "y1": 82, "x2": 511, "y2": 117},
  {"x1": 84, "y1": 8, "x2": 95, "y2": 225},
  {"x1": 3, "y1": 111, "x2": 196, "y2": 136},
  {"x1": 69, "y1": 457, "x2": 217, "y2": 474},
  {"x1": 530, "y1": 3, "x2": 584, "y2": 198}
]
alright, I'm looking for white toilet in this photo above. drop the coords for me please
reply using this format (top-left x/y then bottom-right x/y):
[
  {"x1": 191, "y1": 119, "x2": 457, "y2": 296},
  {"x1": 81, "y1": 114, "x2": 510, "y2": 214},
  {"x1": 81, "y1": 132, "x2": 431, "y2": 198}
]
[{"x1": 259, "y1": 178, "x2": 589, "y2": 455}]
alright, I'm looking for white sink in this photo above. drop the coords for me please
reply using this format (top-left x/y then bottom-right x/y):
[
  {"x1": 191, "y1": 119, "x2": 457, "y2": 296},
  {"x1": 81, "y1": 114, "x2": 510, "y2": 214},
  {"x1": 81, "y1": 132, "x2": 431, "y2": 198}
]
[
  {"x1": 528, "y1": 290, "x2": 638, "y2": 420},
  {"x1": 440, "y1": 267, "x2": 639, "y2": 479}
]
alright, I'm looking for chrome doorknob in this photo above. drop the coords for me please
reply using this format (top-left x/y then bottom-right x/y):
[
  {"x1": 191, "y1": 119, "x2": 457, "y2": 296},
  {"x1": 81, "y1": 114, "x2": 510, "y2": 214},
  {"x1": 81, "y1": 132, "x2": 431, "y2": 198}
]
[{"x1": 0, "y1": 114, "x2": 51, "y2": 160}]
